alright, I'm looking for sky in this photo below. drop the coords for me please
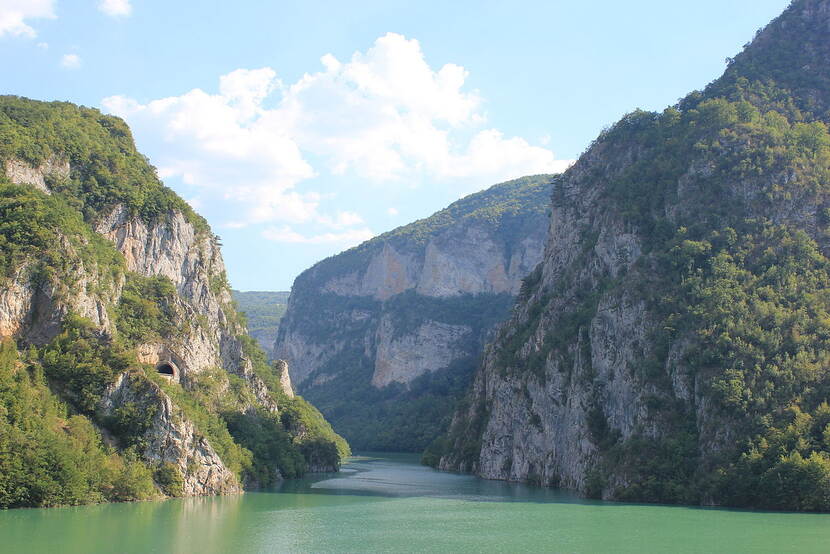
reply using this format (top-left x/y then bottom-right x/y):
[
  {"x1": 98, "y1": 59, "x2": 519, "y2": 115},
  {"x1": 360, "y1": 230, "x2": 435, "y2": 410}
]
[{"x1": 1, "y1": 0, "x2": 791, "y2": 291}]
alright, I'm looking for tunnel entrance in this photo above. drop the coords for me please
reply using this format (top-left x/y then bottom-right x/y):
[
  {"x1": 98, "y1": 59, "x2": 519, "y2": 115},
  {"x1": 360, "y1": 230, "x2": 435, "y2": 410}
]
[{"x1": 156, "y1": 362, "x2": 176, "y2": 377}]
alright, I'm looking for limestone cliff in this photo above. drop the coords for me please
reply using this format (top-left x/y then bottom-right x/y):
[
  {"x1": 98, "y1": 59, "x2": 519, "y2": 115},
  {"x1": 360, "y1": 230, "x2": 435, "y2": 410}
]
[
  {"x1": 100, "y1": 371, "x2": 241, "y2": 495},
  {"x1": 0, "y1": 96, "x2": 347, "y2": 506},
  {"x1": 273, "y1": 176, "x2": 553, "y2": 451},
  {"x1": 439, "y1": 0, "x2": 830, "y2": 511}
]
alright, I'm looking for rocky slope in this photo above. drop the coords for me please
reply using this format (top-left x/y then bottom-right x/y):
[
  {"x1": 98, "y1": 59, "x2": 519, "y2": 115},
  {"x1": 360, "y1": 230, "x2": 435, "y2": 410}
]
[
  {"x1": 0, "y1": 96, "x2": 346, "y2": 508},
  {"x1": 273, "y1": 176, "x2": 554, "y2": 451},
  {"x1": 437, "y1": 0, "x2": 830, "y2": 511}
]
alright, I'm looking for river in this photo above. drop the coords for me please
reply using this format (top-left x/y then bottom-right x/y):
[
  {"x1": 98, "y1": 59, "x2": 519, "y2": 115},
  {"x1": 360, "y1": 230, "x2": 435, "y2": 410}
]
[{"x1": 1, "y1": 453, "x2": 829, "y2": 553}]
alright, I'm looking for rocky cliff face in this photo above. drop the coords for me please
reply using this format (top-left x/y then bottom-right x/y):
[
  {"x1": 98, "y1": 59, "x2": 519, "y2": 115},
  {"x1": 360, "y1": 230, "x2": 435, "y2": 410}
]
[
  {"x1": 100, "y1": 372, "x2": 241, "y2": 496},
  {"x1": 93, "y1": 203, "x2": 281, "y2": 404},
  {"x1": 0, "y1": 157, "x2": 272, "y2": 495},
  {"x1": 273, "y1": 176, "x2": 553, "y2": 450},
  {"x1": 439, "y1": 0, "x2": 830, "y2": 510},
  {"x1": 0, "y1": 97, "x2": 345, "y2": 504}
]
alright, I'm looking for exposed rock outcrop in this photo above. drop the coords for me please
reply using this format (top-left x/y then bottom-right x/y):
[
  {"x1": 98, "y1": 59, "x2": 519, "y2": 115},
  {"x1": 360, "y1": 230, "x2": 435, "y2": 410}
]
[
  {"x1": 3, "y1": 156, "x2": 70, "y2": 194},
  {"x1": 273, "y1": 359, "x2": 295, "y2": 398},
  {"x1": 273, "y1": 176, "x2": 554, "y2": 450},
  {"x1": 100, "y1": 372, "x2": 240, "y2": 495}
]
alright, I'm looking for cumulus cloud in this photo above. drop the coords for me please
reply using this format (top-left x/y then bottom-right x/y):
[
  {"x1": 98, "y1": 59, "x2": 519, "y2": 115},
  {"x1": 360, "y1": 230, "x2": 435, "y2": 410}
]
[
  {"x1": 0, "y1": 0, "x2": 54, "y2": 38},
  {"x1": 98, "y1": 0, "x2": 131, "y2": 17},
  {"x1": 102, "y1": 33, "x2": 572, "y2": 244},
  {"x1": 60, "y1": 53, "x2": 81, "y2": 69}
]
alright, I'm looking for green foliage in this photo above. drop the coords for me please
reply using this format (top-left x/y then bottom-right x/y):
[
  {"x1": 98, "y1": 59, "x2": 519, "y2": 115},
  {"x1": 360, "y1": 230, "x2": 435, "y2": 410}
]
[
  {"x1": 147, "y1": 370, "x2": 253, "y2": 481},
  {"x1": 279, "y1": 394, "x2": 351, "y2": 462},
  {"x1": 209, "y1": 271, "x2": 230, "y2": 296},
  {"x1": 307, "y1": 355, "x2": 478, "y2": 453},
  {"x1": 421, "y1": 435, "x2": 450, "y2": 468},
  {"x1": 238, "y1": 335, "x2": 350, "y2": 462},
  {"x1": 0, "y1": 339, "x2": 156, "y2": 508},
  {"x1": 441, "y1": 6, "x2": 830, "y2": 510},
  {"x1": 381, "y1": 174, "x2": 555, "y2": 248},
  {"x1": 0, "y1": 95, "x2": 207, "y2": 231},
  {"x1": 295, "y1": 291, "x2": 513, "y2": 453},
  {"x1": 0, "y1": 182, "x2": 123, "y2": 282},
  {"x1": 223, "y1": 409, "x2": 307, "y2": 483},
  {"x1": 520, "y1": 50, "x2": 830, "y2": 509},
  {"x1": 0, "y1": 96, "x2": 349, "y2": 509},
  {"x1": 116, "y1": 274, "x2": 178, "y2": 345},
  {"x1": 231, "y1": 290, "x2": 289, "y2": 351},
  {"x1": 40, "y1": 314, "x2": 132, "y2": 413},
  {"x1": 103, "y1": 398, "x2": 158, "y2": 451},
  {"x1": 154, "y1": 462, "x2": 184, "y2": 497}
]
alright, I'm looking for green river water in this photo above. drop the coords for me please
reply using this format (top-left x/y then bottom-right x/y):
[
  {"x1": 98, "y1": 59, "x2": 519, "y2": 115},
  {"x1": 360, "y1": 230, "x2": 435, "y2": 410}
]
[{"x1": 1, "y1": 453, "x2": 829, "y2": 553}]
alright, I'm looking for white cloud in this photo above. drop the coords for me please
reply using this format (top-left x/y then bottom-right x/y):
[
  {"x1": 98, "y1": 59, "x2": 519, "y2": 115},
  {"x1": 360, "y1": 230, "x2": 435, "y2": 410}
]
[
  {"x1": 318, "y1": 211, "x2": 365, "y2": 229},
  {"x1": 36, "y1": 41, "x2": 48, "y2": 49},
  {"x1": 386, "y1": 207, "x2": 399, "y2": 216},
  {"x1": 60, "y1": 53, "x2": 81, "y2": 69},
  {"x1": 262, "y1": 226, "x2": 375, "y2": 246},
  {"x1": 0, "y1": 0, "x2": 54, "y2": 38},
  {"x1": 102, "y1": 33, "x2": 572, "y2": 244},
  {"x1": 98, "y1": 0, "x2": 131, "y2": 17}
]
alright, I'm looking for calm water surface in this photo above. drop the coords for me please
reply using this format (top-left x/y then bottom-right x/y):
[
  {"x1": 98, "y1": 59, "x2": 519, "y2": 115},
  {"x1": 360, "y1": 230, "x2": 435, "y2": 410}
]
[{"x1": 1, "y1": 453, "x2": 829, "y2": 553}]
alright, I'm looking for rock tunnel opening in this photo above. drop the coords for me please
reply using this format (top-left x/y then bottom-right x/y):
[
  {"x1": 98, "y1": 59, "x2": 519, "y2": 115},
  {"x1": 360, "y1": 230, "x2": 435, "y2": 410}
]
[{"x1": 156, "y1": 362, "x2": 176, "y2": 377}]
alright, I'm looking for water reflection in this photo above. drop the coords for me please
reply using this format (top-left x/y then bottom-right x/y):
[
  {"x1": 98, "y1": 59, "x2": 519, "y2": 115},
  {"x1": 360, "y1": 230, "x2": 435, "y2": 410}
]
[
  {"x1": 281, "y1": 453, "x2": 583, "y2": 505},
  {"x1": 2, "y1": 453, "x2": 830, "y2": 554}
]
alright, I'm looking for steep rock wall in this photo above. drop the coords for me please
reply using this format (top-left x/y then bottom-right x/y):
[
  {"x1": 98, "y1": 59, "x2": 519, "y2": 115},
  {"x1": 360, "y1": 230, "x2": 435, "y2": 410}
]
[
  {"x1": 274, "y1": 176, "x2": 553, "y2": 450},
  {"x1": 440, "y1": 0, "x2": 830, "y2": 510}
]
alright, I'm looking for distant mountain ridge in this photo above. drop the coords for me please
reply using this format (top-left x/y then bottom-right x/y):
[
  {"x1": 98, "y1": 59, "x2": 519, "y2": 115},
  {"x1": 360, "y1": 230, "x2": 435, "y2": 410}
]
[
  {"x1": 273, "y1": 175, "x2": 555, "y2": 451},
  {"x1": 232, "y1": 290, "x2": 289, "y2": 354}
]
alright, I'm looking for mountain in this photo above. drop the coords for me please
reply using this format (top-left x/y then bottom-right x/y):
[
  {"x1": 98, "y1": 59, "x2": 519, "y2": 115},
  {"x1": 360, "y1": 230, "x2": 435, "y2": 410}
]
[
  {"x1": 435, "y1": 0, "x2": 830, "y2": 511},
  {"x1": 273, "y1": 176, "x2": 555, "y2": 451},
  {"x1": 0, "y1": 96, "x2": 347, "y2": 509},
  {"x1": 232, "y1": 290, "x2": 289, "y2": 354}
]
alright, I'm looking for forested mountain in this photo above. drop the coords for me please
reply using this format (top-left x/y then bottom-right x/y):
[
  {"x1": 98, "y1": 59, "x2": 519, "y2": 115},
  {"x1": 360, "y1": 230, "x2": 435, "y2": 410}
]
[
  {"x1": 0, "y1": 96, "x2": 347, "y2": 509},
  {"x1": 232, "y1": 290, "x2": 289, "y2": 354},
  {"x1": 273, "y1": 176, "x2": 555, "y2": 451},
  {"x1": 436, "y1": 0, "x2": 830, "y2": 511}
]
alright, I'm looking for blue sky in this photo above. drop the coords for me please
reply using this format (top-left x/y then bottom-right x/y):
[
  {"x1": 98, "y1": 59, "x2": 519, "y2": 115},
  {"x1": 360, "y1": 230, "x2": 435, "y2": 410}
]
[{"x1": 2, "y1": 0, "x2": 790, "y2": 290}]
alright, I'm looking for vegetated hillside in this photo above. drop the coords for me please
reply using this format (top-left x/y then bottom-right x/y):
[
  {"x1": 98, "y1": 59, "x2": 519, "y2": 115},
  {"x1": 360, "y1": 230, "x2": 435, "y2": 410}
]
[
  {"x1": 232, "y1": 291, "x2": 289, "y2": 354},
  {"x1": 273, "y1": 176, "x2": 555, "y2": 451},
  {"x1": 0, "y1": 96, "x2": 347, "y2": 509},
  {"x1": 436, "y1": 0, "x2": 830, "y2": 512}
]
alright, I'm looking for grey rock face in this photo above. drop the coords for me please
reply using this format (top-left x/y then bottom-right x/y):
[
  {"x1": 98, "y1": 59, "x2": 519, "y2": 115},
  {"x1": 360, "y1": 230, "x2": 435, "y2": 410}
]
[
  {"x1": 275, "y1": 185, "x2": 552, "y2": 392},
  {"x1": 100, "y1": 372, "x2": 241, "y2": 496},
  {"x1": 273, "y1": 359, "x2": 295, "y2": 398},
  {"x1": 372, "y1": 315, "x2": 472, "y2": 388},
  {"x1": 95, "y1": 204, "x2": 278, "y2": 412},
  {"x1": 439, "y1": 0, "x2": 830, "y2": 499},
  {"x1": 439, "y1": 154, "x2": 652, "y2": 490},
  {"x1": 3, "y1": 156, "x2": 70, "y2": 194},
  {"x1": 0, "y1": 178, "x2": 274, "y2": 494},
  {"x1": 273, "y1": 176, "x2": 554, "y2": 450}
]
